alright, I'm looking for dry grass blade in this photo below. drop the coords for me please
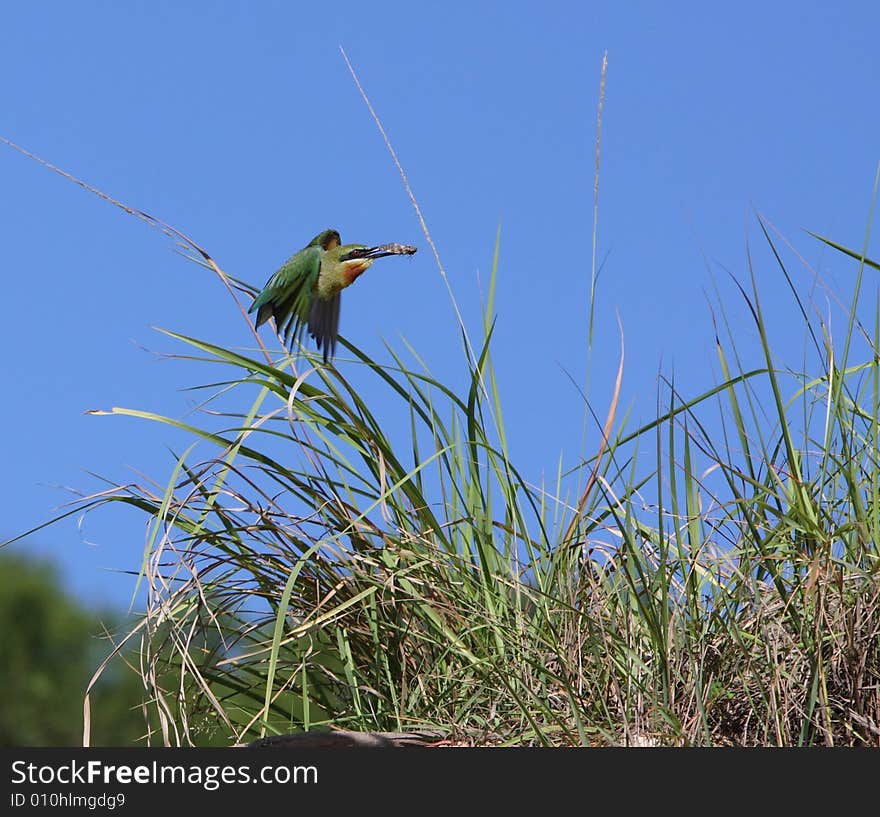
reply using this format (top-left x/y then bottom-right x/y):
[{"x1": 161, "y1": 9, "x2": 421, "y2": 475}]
[
  {"x1": 339, "y1": 46, "x2": 479, "y2": 366},
  {"x1": 565, "y1": 312, "x2": 624, "y2": 544},
  {"x1": 0, "y1": 134, "x2": 275, "y2": 366}
]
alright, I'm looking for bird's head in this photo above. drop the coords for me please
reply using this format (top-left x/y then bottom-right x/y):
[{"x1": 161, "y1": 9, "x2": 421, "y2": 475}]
[
  {"x1": 328, "y1": 244, "x2": 386, "y2": 285},
  {"x1": 326, "y1": 242, "x2": 418, "y2": 287},
  {"x1": 308, "y1": 229, "x2": 341, "y2": 251}
]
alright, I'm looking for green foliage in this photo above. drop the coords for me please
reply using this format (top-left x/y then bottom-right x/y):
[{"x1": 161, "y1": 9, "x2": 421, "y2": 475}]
[{"x1": 0, "y1": 553, "x2": 147, "y2": 746}]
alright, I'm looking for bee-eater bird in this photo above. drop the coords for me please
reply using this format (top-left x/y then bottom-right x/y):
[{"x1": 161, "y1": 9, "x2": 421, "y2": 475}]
[{"x1": 250, "y1": 229, "x2": 417, "y2": 362}]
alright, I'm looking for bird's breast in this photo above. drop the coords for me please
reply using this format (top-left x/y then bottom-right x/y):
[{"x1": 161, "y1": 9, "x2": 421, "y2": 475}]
[
  {"x1": 318, "y1": 259, "x2": 373, "y2": 298},
  {"x1": 342, "y1": 259, "x2": 372, "y2": 284}
]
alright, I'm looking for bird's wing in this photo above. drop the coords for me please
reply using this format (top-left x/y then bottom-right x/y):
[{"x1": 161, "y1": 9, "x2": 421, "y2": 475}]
[
  {"x1": 249, "y1": 245, "x2": 322, "y2": 348},
  {"x1": 307, "y1": 292, "x2": 341, "y2": 363}
]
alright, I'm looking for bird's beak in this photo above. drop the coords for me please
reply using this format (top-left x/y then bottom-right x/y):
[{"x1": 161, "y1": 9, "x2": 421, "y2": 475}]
[
  {"x1": 359, "y1": 243, "x2": 418, "y2": 260},
  {"x1": 339, "y1": 244, "x2": 418, "y2": 263}
]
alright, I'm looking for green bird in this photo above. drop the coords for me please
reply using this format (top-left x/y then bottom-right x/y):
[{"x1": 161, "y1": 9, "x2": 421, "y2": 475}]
[{"x1": 250, "y1": 229, "x2": 417, "y2": 362}]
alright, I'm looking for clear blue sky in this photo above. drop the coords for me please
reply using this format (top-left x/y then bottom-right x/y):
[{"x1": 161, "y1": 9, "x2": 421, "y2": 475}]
[{"x1": 2, "y1": 2, "x2": 878, "y2": 609}]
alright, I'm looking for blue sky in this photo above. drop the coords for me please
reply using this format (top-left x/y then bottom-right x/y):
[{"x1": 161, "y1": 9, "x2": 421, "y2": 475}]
[{"x1": 2, "y1": 1, "x2": 878, "y2": 609}]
